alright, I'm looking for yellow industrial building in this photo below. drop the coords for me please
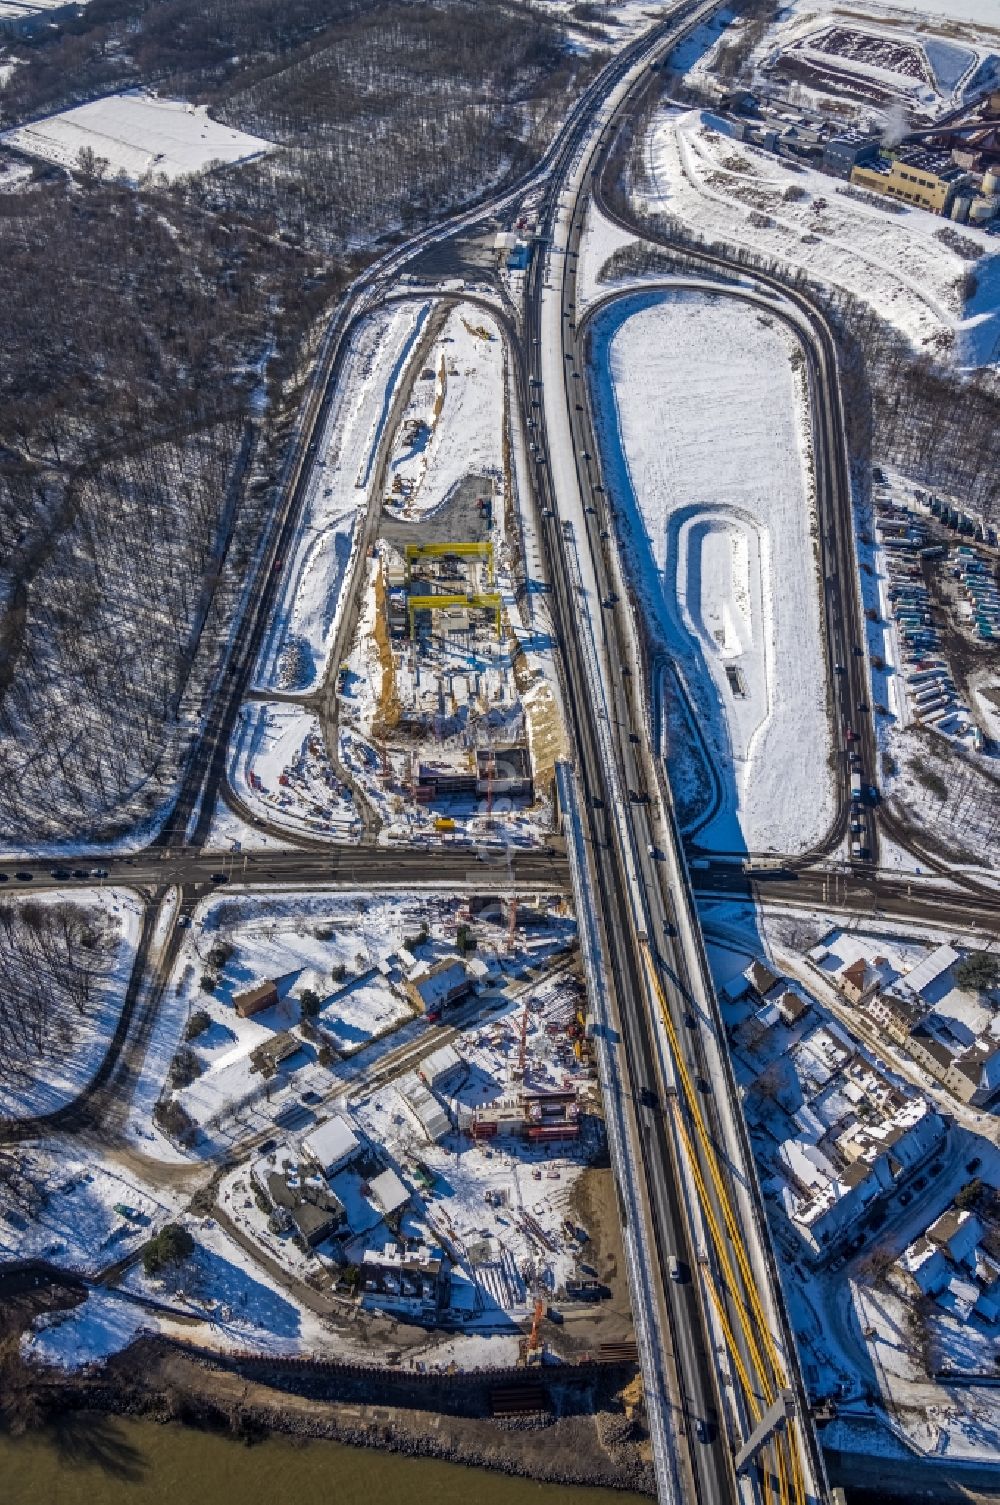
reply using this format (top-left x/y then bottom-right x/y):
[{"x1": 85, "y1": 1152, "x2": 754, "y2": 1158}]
[{"x1": 850, "y1": 148, "x2": 966, "y2": 215}]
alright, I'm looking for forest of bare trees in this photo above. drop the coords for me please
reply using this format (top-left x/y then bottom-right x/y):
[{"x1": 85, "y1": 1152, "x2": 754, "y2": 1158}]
[
  {"x1": 0, "y1": 0, "x2": 595, "y2": 843},
  {"x1": 0, "y1": 900, "x2": 116, "y2": 1088}
]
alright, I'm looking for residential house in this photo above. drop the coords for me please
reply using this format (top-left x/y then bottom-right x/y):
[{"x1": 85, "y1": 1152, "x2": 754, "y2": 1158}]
[
  {"x1": 906, "y1": 1023, "x2": 956, "y2": 1085},
  {"x1": 367, "y1": 1167, "x2": 410, "y2": 1218},
  {"x1": 838, "y1": 957, "x2": 879, "y2": 1006},
  {"x1": 360, "y1": 1241, "x2": 448, "y2": 1315},
  {"x1": 404, "y1": 958, "x2": 472, "y2": 1015},
  {"x1": 302, "y1": 1115, "x2": 360, "y2": 1179},
  {"x1": 745, "y1": 959, "x2": 780, "y2": 1000},
  {"x1": 264, "y1": 1168, "x2": 344, "y2": 1248},
  {"x1": 927, "y1": 1208, "x2": 984, "y2": 1267},
  {"x1": 866, "y1": 989, "x2": 924, "y2": 1046},
  {"x1": 899, "y1": 1236, "x2": 950, "y2": 1296},
  {"x1": 945, "y1": 1041, "x2": 1000, "y2": 1108},
  {"x1": 233, "y1": 979, "x2": 279, "y2": 1018}
]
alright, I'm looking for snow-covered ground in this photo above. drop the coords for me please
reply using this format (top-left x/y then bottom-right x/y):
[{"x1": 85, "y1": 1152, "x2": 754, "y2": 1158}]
[
  {"x1": 19, "y1": 893, "x2": 600, "y2": 1374},
  {"x1": 756, "y1": 0, "x2": 1000, "y2": 55},
  {"x1": 385, "y1": 302, "x2": 503, "y2": 519},
  {"x1": 0, "y1": 1141, "x2": 183, "y2": 1272},
  {"x1": 24, "y1": 1213, "x2": 330, "y2": 1370},
  {"x1": 2, "y1": 92, "x2": 274, "y2": 182},
  {"x1": 641, "y1": 108, "x2": 1000, "y2": 368},
  {"x1": 255, "y1": 300, "x2": 430, "y2": 694},
  {"x1": 589, "y1": 288, "x2": 835, "y2": 853},
  {"x1": 229, "y1": 702, "x2": 361, "y2": 842},
  {"x1": 0, "y1": 887, "x2": 142, "y2": 1120}
]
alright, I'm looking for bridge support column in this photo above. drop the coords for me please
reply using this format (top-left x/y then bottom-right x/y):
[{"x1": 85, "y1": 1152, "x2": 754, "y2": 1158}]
[{"x1": 734, "y1": 1389, "x2": 797, "y2": 1475}]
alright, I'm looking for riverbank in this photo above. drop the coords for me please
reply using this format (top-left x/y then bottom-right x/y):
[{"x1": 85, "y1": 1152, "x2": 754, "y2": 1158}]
[{"x1": 5, "y1": 1335, "x2": 656, "y2": 1498}]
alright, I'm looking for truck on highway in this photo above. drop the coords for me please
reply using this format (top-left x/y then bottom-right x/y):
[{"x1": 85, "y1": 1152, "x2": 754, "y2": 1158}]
[{"x1": 850, "y1": 771, "x2": 862, "y2": 800}]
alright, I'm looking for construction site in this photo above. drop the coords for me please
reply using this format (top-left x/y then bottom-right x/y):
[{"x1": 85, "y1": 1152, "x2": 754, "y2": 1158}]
[
  {"x1": 334, "y1": 301, "x2": 559, "y2": 848},
  {"x1": 193, "y1": 891, "x2": 633, "y2": 1368}
]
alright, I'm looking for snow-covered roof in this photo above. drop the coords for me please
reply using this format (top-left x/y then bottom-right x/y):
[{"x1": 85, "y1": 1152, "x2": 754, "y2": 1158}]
[
  {"x1": 407, "y1": 959, "x2": 470, "y2": 1011},
  {"x1": 302, "y1": 1114, "x2": 359, "y2": 1175},
  {"x1": 397, "y1": 1074, "x2": 451, "y2": 1143},
  {"x1": 903, "y1": 943, "x2": 959, "y2": 997},
  {"x1": 368, "y1": 1167, "x2": 409, "y2": 1215},
  {"x1": 419, "y1": 1042, "x2": 463, "y2": 1089}
]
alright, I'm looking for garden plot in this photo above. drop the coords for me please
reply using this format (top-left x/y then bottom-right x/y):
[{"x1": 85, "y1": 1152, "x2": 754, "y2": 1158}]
[
  {"x1": 0, "y1": 887, "x2": 142, "y2": 1121},
  {"x1": 255, "y1": 300, "x2": 430, "y2": 693},
  {"x1": 642, "y1": 108, "x2": 1000, "y2": 368},
  {"x1": 384, "y1": 303, "x2": 504, "y2": 520},
  {"x1": 229, "y1": 702, "x2": 361, "y2": 841},
  {"x1": 589, "y1": 289, "x2": 834, "y2": 854},
  {"x1": 2, "y1": 92, "x2": 273, "y2": 182}
]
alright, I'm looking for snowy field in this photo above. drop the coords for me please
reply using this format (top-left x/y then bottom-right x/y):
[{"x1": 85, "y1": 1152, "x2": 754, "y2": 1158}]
[
  {"x1": 255, "y1": 301, "x2": 430, "y2": 694},
  {"x1": 385, "y1": 302, "x2": 504, "y2": 519},
  {"x1": 641, "y1": 109, "x2": 1000, "y2": 368},
  {"x1": 2, "y1": 93, "x2": 274, "y2": 182},
  {"x1": 0, "y1": 888, "x2": 141, "y2": 1120},
  {"x1": 0, "y1": 1141, "x2": 181, "y2": 1273},
  {"x1": 589, "y1": 289, "x2": 835, "y2": 854},
  {"x1": 25, "y1": 1214, "x2": 329, "y2": 1370},
  {"x1": 229, "y1": 702, "x2": 361, "y2": 842}
]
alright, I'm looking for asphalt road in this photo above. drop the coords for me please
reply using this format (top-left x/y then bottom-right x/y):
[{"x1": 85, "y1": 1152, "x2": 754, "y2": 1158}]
[
  {"x1": 514, "y1": 8, "x2": 785, "y2": 1500},
  {"x1": 695, "y1": 861, "x2": 1000, "y2": 929},
  {"x1": 1, "y1": 845, "x2": 569, "y2": 894}
]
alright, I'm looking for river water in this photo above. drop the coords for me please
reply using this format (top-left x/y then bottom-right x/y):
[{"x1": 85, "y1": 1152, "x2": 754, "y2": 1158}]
[{"x1": 1, "y1": 1416, "x2": 650, "y2": 1505}]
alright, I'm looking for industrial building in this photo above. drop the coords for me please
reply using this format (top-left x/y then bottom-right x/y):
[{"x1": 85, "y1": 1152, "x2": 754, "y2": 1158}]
[
  {"x1": 418, "y1": 1042, "x2": 464, "y2": 1093},
  {"x1": 822, "y1": 130, "x2": 879, "y2": 179},
  {"x1": 396, "y1": 1072, "x2": 452, "y2": 1143},
  {"x1": 471, "y1": 1087, "x2": 581, "y2": 1143},
  {"x1": 413, "y1": 742, "x2": 532, "y2": 804},
  {"x1": 850, "y1": 148, "x2": 967, "y2": 215}
]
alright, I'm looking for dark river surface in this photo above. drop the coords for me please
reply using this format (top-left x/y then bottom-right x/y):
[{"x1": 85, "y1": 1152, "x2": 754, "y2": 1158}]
[{"x1": 0, "y1": 1415, "x2": 651, "y2": 1505}]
